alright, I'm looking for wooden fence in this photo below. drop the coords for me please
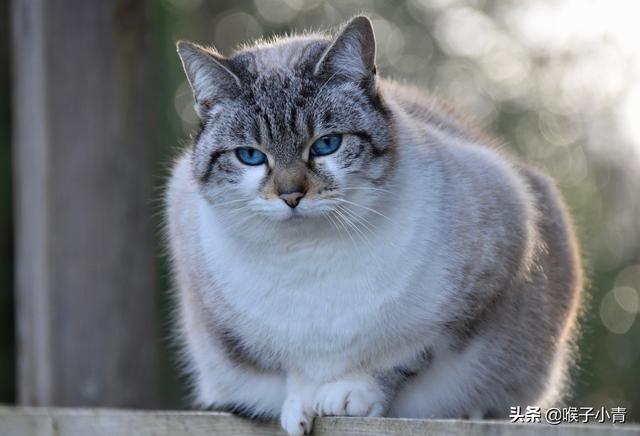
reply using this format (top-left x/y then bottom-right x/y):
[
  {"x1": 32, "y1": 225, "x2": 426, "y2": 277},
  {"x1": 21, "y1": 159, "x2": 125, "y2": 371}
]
[
  {"x1": 11, "y1": 0, "x2": 157, "y2": 407},
  {"x1": 1, "y1": 407, "x2": 639, "y2": 436}
]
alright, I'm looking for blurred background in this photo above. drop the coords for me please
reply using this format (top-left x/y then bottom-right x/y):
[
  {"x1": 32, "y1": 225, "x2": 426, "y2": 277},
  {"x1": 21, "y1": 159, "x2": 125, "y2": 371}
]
[{"x1": 1, "y1": 0, "x2": 639, "y2": 421}]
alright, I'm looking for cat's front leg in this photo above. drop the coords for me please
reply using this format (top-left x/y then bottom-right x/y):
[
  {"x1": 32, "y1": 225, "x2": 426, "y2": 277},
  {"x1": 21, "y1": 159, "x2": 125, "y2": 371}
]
[
  {"x1": 280, "y1": 372, "x2": 317, "y2": 436},
  {"x1": 312, "y1": 373, "x2": 388, "y2": 417}
]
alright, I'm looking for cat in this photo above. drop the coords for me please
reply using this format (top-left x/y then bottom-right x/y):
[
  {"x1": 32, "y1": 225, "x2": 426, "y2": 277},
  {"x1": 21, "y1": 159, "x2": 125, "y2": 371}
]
[{"x1": 166, "y1": 15, "x2": 583, "y2": 435}]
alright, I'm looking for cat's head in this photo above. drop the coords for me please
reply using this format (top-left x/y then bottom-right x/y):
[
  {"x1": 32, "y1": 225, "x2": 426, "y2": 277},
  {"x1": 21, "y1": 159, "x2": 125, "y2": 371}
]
[{"x1": 177, "y1": 16, "x2": 396, "y2": 226}]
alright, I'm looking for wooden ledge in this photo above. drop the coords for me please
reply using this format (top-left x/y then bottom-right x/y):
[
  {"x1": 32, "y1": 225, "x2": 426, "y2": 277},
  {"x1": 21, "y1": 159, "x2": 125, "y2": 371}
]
[{"x1": 1, "y1": 406, "x2": 638, "y2": 436}]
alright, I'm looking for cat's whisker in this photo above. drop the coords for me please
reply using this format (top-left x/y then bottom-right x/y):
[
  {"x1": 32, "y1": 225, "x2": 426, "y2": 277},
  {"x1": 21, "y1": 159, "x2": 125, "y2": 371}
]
[
  {"x1": 333, "y1": 209, "x2": 380, "y2": 294},
  {"x1": 212, "y1": 198, "x2": 251, "y2": 208},
  {"x1": 214, "y1": 206, "x2": 264, "y2": 233},
  {"x1": 336, "y1": 203, "x2": 403, "y2": 259},
  {"x1": 336, "y1": 204, "x2": 378, "y2": 234},
  {"x1": 223, "y1": 204, "x2": 252, "y2": 217},
  {"x1": 218, "y1": 215, "x2": 250, "y2": 233},
  {"x1": 335, "y1": 206, "x2": 376, "y2": 246},
  {"x1": 342, "y1": 186, "x2": 395, "y2": 194},
  {"x1": 330, "y1": 209, "x2": 358, "y2": 248},
  {"x1": 328, "y1": 211, "x2": 377, "y2": 297},
  {"x1": 341, "y1": 206, "x2": 403, "y2": 261},
  {"x1": 334, "y1": 207, "x2": 372, "y2": 248},
  {"x1": 334, "y1": 198, "x2": 393, "y2": 222},
  {"x1": 324, "y1": 212, "x2": 345, "y2": 243},
  {"x1": 331, "y1": 209, "x2": 355, "y2": 243}
]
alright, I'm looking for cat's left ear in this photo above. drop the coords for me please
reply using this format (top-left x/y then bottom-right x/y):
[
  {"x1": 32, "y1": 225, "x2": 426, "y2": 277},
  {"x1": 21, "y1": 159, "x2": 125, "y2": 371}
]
[
  {"x1": 176, "y1": 41, "x2": 242, "y2": 118},
  {"x1": 314, "y1": 16, "x2": 376, "y2": 86}
]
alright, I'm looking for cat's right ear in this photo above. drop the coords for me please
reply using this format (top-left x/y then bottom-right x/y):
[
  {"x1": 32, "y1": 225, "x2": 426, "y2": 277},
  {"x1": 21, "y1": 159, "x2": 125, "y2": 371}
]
[
  {"x1": 314, "y1": 16, "x2": 377, "y2": 87},
  {"x1": 176, "y1": 41, "x2": 241, "y2": 118}
]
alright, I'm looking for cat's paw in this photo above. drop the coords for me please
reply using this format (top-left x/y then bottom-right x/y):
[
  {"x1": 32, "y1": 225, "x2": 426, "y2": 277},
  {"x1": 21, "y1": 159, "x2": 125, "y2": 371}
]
[
  {"x1": 280, "y1": 397, "x2": 314, "y2": 436},
  {"x1": 313, "y1": 379, "x2": 386, "y2": 417}
]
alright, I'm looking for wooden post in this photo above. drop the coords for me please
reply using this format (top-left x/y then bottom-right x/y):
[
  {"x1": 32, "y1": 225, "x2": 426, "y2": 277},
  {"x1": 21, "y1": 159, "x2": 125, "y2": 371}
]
[{"x1": 11, "y1": 0, "x2": 158, "y2": 407}]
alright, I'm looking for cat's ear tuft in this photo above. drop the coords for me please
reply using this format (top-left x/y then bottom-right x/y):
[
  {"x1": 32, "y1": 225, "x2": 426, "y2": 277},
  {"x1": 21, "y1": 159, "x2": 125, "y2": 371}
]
[
  {"x1": 314, "y1": 16, "x2": 376, "y2": 84},
  {"x1": 176, "y1": 41, "x2": 241, "y2": 118}
]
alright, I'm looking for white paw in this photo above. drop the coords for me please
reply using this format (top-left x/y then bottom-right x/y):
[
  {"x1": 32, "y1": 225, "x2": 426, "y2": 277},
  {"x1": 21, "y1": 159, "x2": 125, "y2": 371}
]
[
  {"x1": 313, "y1": 379, "x2": 386, "y2": 417},
  {"x1": 280, "y1": 397, "x2": 314, "y2": 436}
]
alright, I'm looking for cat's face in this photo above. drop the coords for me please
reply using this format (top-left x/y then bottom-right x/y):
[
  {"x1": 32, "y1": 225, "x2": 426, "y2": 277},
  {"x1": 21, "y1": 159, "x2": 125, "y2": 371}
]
[{"x1": 178, "y1": 17, "x2": 396, "y2": 225}]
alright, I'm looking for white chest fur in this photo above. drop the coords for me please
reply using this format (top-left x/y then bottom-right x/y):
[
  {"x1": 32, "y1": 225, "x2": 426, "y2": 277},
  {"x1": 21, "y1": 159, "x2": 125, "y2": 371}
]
[{"x1": 195, "y1": 177, "x2": 445, "y2": 378}]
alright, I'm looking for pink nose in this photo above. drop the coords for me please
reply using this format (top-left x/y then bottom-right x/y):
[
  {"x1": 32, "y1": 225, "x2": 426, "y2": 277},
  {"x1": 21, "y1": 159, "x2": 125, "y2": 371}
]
[{"x1": 279, "y1": 191, "x2": 305, "y2": 208}]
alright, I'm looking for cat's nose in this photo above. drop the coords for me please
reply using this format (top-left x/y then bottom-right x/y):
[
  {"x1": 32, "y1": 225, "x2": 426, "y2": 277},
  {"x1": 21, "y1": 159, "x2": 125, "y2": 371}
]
[{"x1": 279, "y1": 190, "x2": 305, "y2": 208}]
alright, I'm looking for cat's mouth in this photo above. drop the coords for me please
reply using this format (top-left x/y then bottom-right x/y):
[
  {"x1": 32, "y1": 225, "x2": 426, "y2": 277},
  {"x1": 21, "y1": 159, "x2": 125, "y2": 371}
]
[{"x1": 248, "y1": 198, "x2": 339, "y2": 222}]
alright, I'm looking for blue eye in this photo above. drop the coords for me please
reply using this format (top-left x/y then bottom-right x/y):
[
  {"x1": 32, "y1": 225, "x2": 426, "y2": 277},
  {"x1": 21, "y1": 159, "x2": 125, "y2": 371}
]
[
  {"x1": 310, "y1": 134, "x2": 342, "y2": 157},
  {"x1": 235, "y1": 147, "x2": 267, "y2": 166}
]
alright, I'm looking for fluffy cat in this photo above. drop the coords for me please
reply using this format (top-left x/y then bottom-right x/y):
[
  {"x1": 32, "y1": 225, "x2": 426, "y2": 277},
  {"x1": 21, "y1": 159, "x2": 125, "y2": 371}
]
[{"x1": 166, "y1": 16, "x2": 582, "y2": 435}]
